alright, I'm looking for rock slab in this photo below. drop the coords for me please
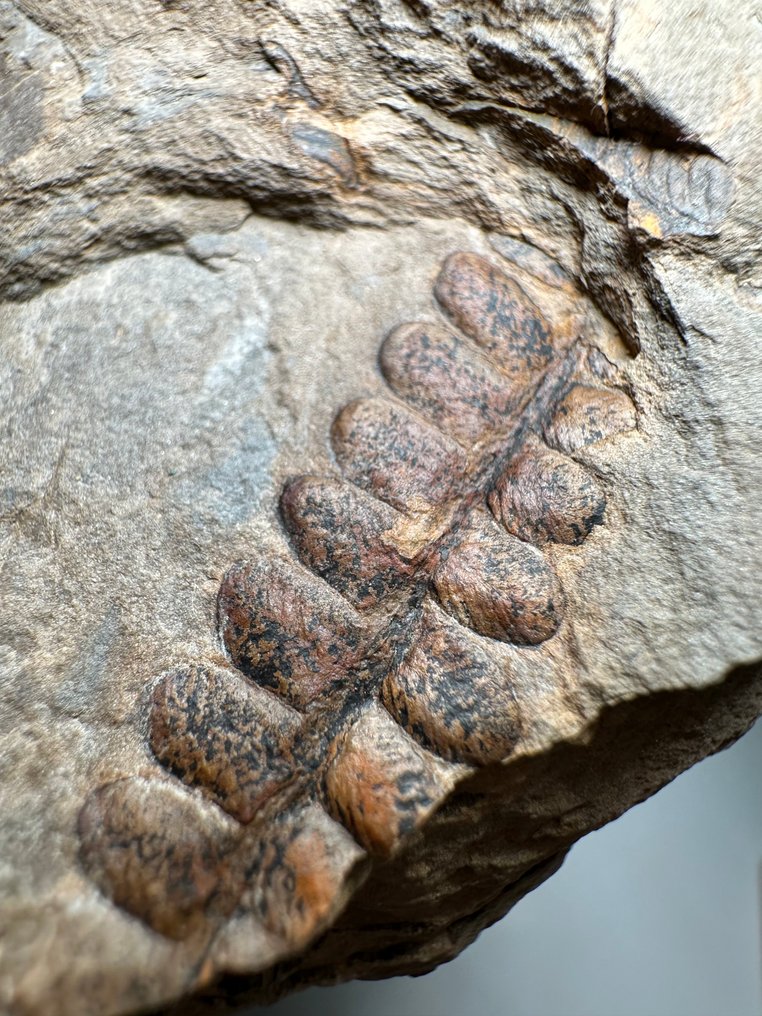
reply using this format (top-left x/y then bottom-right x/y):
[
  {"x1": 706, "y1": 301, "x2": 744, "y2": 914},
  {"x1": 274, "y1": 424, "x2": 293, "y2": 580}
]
[{"x1": 0, "y1": 1, "x2": 761, "y2": 1014}]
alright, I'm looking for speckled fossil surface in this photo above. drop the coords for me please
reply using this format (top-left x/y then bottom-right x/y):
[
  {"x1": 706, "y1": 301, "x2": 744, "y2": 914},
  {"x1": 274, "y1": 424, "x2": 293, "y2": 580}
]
[
  {"x1": 78, "y1": 250, "x2": 637, "y2": 944},
  {"x1": 1, "y1": 3, "x2": 761, "y2": 1016}
]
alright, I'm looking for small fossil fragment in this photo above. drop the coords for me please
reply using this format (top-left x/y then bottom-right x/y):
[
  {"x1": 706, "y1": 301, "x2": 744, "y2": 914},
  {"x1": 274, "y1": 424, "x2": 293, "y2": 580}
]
[
  {"x1": 545, "y1": 384, "x2": 637, "y2": 453},
  {"x1": 331, "y1": 397, "x2": 466, "y2": 511},
  {"x1": 149, "y1": 665, "x2": 301, "y2": 823},
  {"x1": 489, "y1": 441, "x2": 607, "y2": 546},
  {"x1": 432, "y1": 511, "x2": 564, "y2": 644}
]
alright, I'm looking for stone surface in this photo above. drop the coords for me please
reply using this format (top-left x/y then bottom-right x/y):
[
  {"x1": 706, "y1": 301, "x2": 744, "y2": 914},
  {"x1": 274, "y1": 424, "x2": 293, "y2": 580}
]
[{"x1": 0, "y1": 2, "x2": 760, "y2": 1015}]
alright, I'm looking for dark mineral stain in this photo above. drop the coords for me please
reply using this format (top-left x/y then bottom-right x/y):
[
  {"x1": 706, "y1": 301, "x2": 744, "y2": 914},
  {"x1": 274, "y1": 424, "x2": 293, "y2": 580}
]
[
  {"x1": 489, "y1": 442, "x2": 606, "y2": 546},
  {"x1": 380, "y1": 321, "x2": 519, "y2": 446},
  {"x1": 434, "y1": 252, "x2": 557, "y2": 377},
  {"x1": 433, "y1": 511, "x2": 564, "y2": 644},
  {"x1": 291, "y1": 122, "x2": 358, "y2": 187},
  {"x1": 331, "y1": 396, "x2": 467, "y2": 511},
  {"x1": 280, "y1": 475, "x2": 417, "y2": 609}
]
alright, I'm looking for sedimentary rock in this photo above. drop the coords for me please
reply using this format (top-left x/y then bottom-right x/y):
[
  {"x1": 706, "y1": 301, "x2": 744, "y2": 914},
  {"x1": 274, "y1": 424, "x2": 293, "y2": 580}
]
[{"x1": 0, "y1": 2, "x2": 760, "y2": 1015}]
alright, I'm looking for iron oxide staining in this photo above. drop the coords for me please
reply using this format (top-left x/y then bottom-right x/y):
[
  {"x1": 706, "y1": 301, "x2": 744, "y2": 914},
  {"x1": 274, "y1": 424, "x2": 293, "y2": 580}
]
[
  {"x1": 217, "y1": 557, "x2": 365, "y2": 709},
  {"x1": 489, "y1": 441, "x2": 606, "y2": 546},
  {"x1": 78, "y1": 777, "x2": 241, "y2": 940},
  {"x1": 432, "y1": 511, "x2": 563, "y2": 645},
  {"x1": 325, "y1": 704, "x2": 457, "y2": 857},
  {"x1": 78, "y1": 248, "x2": 638, "y2": 948},
  {"x1": 382, "y1": 603, "x2": 522, "y2": 766},
  {"x1": 149, "y1": 665, "x2": 301, "y2": 823}
]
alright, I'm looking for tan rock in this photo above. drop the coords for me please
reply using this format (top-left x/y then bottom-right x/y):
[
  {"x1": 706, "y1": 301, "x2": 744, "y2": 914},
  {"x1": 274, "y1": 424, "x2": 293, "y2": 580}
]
[{"x1": 0, "y1": 2, "x2": 760, "y2": 1014}]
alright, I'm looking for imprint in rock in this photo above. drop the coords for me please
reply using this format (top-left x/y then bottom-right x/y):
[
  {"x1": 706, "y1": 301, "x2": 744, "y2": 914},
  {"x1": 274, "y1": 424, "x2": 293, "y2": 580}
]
[{"x1": 78, "y1": 249, "x2": 638, "y2": 947}]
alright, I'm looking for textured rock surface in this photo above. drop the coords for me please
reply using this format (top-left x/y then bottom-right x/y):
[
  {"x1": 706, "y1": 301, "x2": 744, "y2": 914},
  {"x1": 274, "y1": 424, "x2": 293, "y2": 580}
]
[{"x1": 1, "y1": 2, "x2": 761, "y2": 1015}]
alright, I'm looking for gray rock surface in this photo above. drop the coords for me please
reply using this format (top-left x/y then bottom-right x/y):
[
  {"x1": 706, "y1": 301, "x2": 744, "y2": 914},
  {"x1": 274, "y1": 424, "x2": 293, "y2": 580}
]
[{"x1": 0, "y1": 2, "x2": 760, "y2": 1015}]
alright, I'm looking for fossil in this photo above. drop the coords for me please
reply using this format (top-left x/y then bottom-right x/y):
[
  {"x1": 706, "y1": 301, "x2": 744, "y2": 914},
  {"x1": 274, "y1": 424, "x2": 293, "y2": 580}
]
[{"x1": 77, "y1": 251, "x2": 637, "y2": 956}]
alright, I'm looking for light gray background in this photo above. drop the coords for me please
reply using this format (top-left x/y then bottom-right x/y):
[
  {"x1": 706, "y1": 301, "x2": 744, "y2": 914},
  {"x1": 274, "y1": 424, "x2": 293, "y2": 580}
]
[{"x1": 250, "y1": 720, "x2": 761, "y2": 1016}]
